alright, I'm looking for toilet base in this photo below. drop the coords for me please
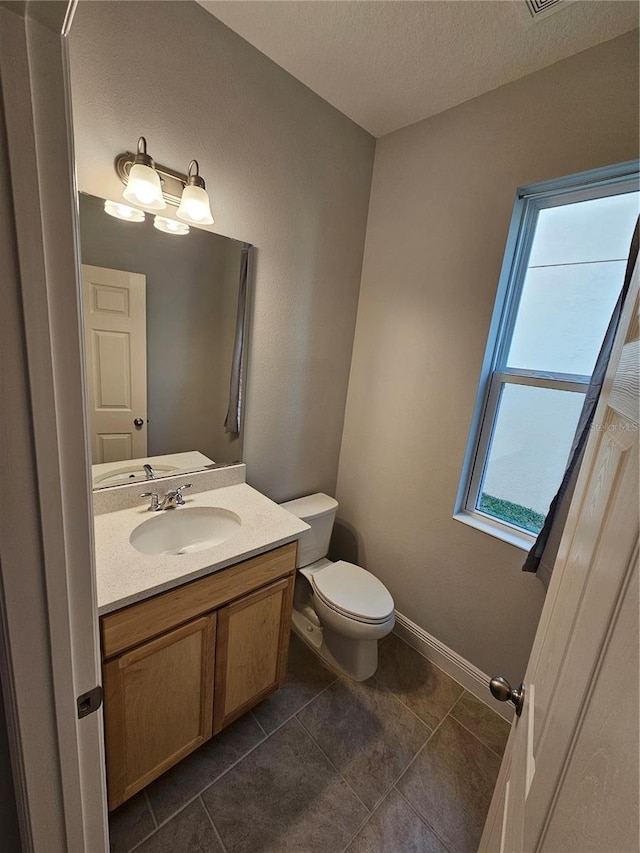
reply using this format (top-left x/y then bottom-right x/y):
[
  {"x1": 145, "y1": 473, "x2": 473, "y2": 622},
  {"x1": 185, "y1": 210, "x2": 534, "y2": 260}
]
[{"x1": 291, "y1": 606, "x2": 380, "y2": 682}]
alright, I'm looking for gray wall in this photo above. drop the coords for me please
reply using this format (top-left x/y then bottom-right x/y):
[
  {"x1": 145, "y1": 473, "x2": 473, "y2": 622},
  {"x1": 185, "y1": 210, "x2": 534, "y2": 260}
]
[
  {"x1": 79, "y1": 192, "x2": 243, "y2": 464},
  {"x1": 336, "y1": 31, "x2": 640, "y2": 682},
  {"x1": 68, "y1": 0, "x2": 375, "y2": 501},
  {"x1": 68, "y1": 3, "x2": 638, "y2": 684}
]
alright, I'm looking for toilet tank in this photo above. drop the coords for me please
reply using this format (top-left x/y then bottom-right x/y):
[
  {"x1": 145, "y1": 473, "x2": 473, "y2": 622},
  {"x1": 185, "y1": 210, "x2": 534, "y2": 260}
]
[{"x1": 280, "y1": 493, "x2": 339, "y2": 568}]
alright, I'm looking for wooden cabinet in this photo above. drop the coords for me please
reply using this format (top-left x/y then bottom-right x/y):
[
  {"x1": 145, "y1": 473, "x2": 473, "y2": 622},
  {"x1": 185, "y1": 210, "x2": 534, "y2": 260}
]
[
  {"x1": 214, "y1": 576, "x2": 294, "y2": 733},
  {"x1": 101, "y1": 543, "x2": 296, "y2": 810},
  {"x1": 103, "y1": 614, "x2": 216, "y2": 809}
]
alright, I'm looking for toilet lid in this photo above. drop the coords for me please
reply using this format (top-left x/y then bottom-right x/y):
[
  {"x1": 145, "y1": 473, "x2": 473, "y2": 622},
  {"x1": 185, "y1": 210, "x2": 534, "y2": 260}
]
[{"x1": 311, "y1": 561, "x2": 394, "y2": 623}]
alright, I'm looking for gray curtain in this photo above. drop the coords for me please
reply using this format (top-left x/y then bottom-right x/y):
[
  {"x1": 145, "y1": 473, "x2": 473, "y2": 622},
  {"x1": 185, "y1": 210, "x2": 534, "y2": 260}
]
[
  {"x1": 224, "y1": 244, "x2": 251, "y2": 434},
  {"x1": 523, "y1": 217, "x2": 639, "y2": 586}
]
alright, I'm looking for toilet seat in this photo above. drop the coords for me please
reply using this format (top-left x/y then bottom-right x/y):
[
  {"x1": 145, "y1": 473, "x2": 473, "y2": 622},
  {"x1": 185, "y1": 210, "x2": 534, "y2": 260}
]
[{"x1": 308, "y1": 561, "x2": 394, "y2": 624}]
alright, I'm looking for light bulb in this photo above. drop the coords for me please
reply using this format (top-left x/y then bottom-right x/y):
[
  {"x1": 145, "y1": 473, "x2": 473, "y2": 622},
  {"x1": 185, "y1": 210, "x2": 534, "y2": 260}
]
[
  {"x1": 103, "y1": 200, "x2": 145, "y2": 222},
  {"x1": 123, "y1": 163, "x2": 166, "y2": 210},
  {"x1": 176, "y1": 185, "x2": 214, "y2": 225},
  {"x1": 153, "y1": 216, "x2": 190, "y2": 235}
]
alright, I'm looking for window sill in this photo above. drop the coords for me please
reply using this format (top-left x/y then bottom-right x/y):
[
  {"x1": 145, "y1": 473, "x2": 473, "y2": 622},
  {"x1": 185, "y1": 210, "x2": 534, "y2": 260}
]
[{"x1": 453, "y1": 510, "x2": 535, "y2": 552}]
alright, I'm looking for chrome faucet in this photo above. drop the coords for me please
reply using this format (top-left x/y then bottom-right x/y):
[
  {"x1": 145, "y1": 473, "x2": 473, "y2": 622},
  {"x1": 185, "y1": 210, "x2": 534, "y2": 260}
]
[
  {"x1": 162, "y1": 484, "x2": 193, "y2": 509},
  {"x1": 143, "y1": 463, "x2": 156, "y2": 480},
  {"x1": 140, "y1": 484, "x2": 192, "y2": 511}
]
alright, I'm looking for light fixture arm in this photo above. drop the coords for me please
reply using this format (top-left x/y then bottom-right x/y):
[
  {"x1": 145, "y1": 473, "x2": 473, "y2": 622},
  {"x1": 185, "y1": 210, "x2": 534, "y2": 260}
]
[
  {"x1": 187, "y1": 160, "x2": 206, "y2": 190},
  {"x1": 131, "y1": 136, "x2": 154, "y2": 169}
]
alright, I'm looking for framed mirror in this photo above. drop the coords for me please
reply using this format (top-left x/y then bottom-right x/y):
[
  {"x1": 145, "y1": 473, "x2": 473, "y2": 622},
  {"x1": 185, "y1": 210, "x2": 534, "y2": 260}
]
[{"x1": 78, "y1": 192, "x2": 252, "y2": 489}]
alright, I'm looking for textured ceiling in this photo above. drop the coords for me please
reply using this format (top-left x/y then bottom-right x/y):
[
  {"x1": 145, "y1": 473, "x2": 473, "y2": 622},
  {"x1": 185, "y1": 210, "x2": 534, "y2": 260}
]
[{"x1": 197, "y1": 0, "x2": 639, "y2": 137}]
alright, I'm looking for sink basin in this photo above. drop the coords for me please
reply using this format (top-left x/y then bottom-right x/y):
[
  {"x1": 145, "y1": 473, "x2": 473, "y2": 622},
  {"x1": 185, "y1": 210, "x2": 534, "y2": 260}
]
[
  {"x1": 93, "y1": 464, "x2": 179, "y2": 488},
  {"x1": 130, "y1": 507, "x2": 241, "y2": 556}
]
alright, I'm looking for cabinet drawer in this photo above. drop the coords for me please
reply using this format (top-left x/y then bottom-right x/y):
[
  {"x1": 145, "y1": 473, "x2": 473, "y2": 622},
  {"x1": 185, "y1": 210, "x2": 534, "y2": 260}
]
[{"x1": 101, "y1": 541, "x2": 297, "y2": 659}]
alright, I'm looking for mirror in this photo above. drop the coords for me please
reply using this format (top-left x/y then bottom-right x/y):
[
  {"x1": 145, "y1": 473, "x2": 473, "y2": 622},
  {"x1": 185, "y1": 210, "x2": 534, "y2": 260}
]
[{"x1": 78, "y1": 192, "x2": 251, "y2": 489}]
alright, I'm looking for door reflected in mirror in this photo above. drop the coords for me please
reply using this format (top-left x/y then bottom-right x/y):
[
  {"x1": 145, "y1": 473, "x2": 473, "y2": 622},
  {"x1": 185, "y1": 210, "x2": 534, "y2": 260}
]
[{"x1": 78, "y1": 193, "x2": 252, "y2": 490}]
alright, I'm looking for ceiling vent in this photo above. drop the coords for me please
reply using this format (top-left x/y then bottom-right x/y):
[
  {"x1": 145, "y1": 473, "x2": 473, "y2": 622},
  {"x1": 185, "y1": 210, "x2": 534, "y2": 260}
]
[{"x1": 525, "y1": 0, "x2": 571, "y2": 20}]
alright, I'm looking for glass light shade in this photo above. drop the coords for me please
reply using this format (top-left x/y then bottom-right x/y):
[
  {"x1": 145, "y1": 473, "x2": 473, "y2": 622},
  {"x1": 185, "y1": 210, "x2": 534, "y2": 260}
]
[
  {"x1": 176, "y1": 185, "x2": 214, "y2": 225},
  {"x1": 103, "y1": 199, "x2": 145, "y2": 222},
  {"x1": 123, "y1": 163, "x2": 166, "y2": 210},
  {"x1": 153, "y1": 215, "x2": 190, "y2": 236}
]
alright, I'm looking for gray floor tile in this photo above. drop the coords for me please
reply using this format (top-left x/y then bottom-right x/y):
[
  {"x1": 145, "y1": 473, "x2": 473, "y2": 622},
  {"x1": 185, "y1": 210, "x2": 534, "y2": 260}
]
[
  {"x1": 345, "y1": 788, "x2": 449, "y2": 853},
  {"x1": 201, "y1": 718, "x2": 368, "y2": 853},
  {"x1": 108, "y1": 791, "x2": 155, "y2": 853},
  {"x1": 297, "y1": 676, "x2": 430, "y2": 810},
  {"x1": 398, "y1": 716, "x2": 501, "y2": 853},
  {"x1": 146, "y1": 712, "x2": 264, "y2": 824},
  {"x1": 135, "y1": 799, "x2": 223, "y2": 853},
  {"x1": 376, "y1": 634, "x2": 464, "y2": 729},
  {"x1": 451, "y1": 690, "x2": 511, "y2": 756},
  {"x1": 252, "y1": 633, "x2": 337, "y2": 734}
]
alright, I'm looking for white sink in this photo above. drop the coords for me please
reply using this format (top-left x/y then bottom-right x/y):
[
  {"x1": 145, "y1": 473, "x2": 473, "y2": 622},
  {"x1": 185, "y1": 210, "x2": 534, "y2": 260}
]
[
  {"x1": 130, "y1": 507, "x2": 241, "y2": 556},
  {"x1": 93, "y1": 464, "x2": 179, "y2": 488}
]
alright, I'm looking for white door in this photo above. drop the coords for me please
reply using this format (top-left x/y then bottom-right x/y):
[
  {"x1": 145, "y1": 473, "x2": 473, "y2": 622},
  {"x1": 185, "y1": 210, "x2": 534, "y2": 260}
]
[
  {"x1": 481, "y1": 256, "x2": 639, "y2": 853},
  {"x1": 82, "y1": 264, "x2": 148, "y2": 463}
]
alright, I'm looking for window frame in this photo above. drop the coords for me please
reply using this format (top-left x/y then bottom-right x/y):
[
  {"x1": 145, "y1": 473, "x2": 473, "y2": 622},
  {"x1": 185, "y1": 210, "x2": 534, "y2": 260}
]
[{"x1": 454, "y1": 160, "x2": 640, "y2": 550}]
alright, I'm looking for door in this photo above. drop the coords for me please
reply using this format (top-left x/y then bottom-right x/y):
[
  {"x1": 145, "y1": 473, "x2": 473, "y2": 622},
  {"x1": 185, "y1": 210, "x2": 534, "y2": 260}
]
[
  {"x1": 103, "y1": 614, "x2": 216, "y2": 810},
  {"x1": 0, "y1": 4, "x2": 110, "y2": 851},
  {"x1": 481, "y1": 256, "x2": 639, "y2": 852},
  {"x1": 82, "y1": 264, "x2": 148, "y2": 463},
  {"x1": 213, "y1": 576, "x2": 295, "y2": 733}
]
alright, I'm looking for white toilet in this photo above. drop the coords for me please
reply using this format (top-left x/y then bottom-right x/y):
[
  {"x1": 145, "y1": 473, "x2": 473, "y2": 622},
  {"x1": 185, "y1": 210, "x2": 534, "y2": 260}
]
[{"x1": 281, "y1": 493, "x2": 395, "y2": 681}]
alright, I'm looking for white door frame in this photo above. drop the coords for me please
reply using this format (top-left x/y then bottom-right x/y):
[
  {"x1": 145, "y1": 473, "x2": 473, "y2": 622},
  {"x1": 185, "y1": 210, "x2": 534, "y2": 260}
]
[{"x1": 0, "y1": 2, "x2": 108, "y2": 851}]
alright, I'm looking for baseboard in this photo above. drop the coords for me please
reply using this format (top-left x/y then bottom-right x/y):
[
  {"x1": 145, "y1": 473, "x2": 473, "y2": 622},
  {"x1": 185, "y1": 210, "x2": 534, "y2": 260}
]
[{"x1": 393, "y1": 612, "x2": 514, "y2": 722}]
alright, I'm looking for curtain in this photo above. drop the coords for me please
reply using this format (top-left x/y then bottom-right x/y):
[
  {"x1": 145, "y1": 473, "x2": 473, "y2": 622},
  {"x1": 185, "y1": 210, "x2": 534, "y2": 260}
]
[
  {"x1": 523, "y1": 217, "x2": 639, "y2": 586},
  {"x1": 224, "y1": 244, "x2": 251, "y2": 434}
]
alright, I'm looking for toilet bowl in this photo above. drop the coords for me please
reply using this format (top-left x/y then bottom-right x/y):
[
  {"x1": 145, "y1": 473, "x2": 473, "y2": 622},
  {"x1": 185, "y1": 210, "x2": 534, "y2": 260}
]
[{"x1": 281, "y1": 494, "x2": 394, "y2": 681}]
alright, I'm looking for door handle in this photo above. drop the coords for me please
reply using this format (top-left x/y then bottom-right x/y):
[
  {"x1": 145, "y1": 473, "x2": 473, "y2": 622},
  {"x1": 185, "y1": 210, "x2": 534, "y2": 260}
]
[
  {"x1": 133, "y1": 418, "x2": 144, "y2": 429},
  {"x1": 490, "y1": 676, "x2": 525, "y2": 716}
]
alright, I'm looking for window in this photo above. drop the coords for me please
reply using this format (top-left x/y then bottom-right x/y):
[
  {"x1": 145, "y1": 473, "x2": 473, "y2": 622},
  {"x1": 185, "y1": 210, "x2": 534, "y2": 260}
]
[{"x1": 455, "y1": 163, "x2": 639, "y2": 549}]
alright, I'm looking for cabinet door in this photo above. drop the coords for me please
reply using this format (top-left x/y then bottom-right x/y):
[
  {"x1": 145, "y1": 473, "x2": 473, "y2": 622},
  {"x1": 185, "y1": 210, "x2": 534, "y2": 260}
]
[
  {"x1": 104, "y1": 613, "x2": 216, "y2": 809},
  {"x1": 214, "y1": 575, "x2": 294, "y2": 733}
]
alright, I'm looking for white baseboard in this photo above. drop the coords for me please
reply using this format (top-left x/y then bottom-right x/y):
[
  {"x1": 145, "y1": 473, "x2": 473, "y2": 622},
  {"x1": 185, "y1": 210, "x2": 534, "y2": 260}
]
[{"x1": 393, "y1": 612, "x2": 514, "y2": 723}]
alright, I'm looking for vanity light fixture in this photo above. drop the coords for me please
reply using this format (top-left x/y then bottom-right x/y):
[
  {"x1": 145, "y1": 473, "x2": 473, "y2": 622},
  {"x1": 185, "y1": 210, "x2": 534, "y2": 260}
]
[
  {"x1": 122, "y1": 137, "x2": 166, "y2": 211},
  {"x1": 176, "y1": 161, "x2": 215, "y2": 225},
  {"x1": 103, "y1": 199, "x2": 146, "y2": 222},
  {"x1": 153, "y1": 215, "x2": 190, "y2": 236},
  {"x1": 115, "y1": 143, "x2": 215, "y2": 226}
]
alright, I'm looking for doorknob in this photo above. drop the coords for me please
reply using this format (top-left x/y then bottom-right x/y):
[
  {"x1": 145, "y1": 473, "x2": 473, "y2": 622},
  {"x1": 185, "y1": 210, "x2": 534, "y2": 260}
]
[
  {"x1": 490, "y1": 676, "x2": 525, "y2": 717},
  {"x1": 133, "y1": 418, "x2": 144, "y2": 429}
]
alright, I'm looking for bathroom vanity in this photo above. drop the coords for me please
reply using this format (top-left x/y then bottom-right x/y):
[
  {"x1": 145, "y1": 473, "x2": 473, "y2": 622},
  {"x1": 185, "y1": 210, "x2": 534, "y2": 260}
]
[{"x1": 93, "y1": 465, "x2": 307, "y2": 810}]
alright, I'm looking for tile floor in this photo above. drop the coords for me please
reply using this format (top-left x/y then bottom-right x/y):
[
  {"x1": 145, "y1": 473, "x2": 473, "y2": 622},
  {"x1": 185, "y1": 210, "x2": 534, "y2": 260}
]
[{"x1": 109, "y1": 632, "x2": 509, "y2": 853}]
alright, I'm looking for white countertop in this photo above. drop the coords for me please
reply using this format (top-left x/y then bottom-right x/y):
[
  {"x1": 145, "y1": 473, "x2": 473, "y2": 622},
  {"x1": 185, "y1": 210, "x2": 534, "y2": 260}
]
[{"x1": 94, "y1": 482, "x2": 308, "y2": 615}]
